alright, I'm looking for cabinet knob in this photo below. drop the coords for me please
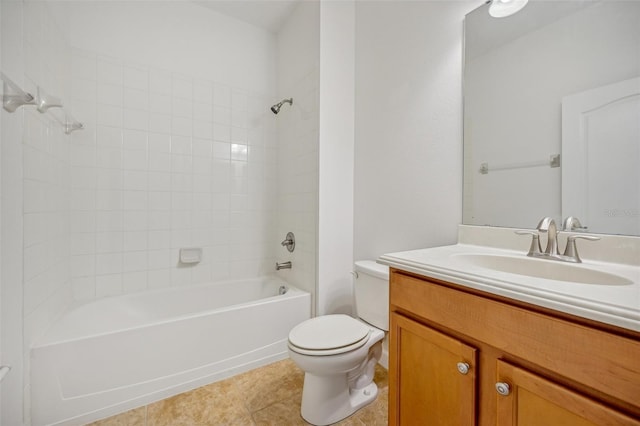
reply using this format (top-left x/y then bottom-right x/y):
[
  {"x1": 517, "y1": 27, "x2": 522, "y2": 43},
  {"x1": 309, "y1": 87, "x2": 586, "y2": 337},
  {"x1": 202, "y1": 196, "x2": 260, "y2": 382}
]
[
  {"x1": 495, "y1": 382, "x2": 511, "y2": 396},
  {"x1": 456, "y1": 362, "x2": 470, "y2": 375}
]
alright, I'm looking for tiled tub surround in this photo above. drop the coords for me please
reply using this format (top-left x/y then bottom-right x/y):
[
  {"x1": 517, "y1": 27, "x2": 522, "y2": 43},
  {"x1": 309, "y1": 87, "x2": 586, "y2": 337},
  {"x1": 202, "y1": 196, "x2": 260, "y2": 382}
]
[
  {"x1": 69, "y1": 48, "x2": 279, "y2": 301},
  {"x1": 31, "y1": 278, "x2": 310, "y2": 425},
  {"x1": 88, "y1": 359, "x2": 389, "y2": 426}
]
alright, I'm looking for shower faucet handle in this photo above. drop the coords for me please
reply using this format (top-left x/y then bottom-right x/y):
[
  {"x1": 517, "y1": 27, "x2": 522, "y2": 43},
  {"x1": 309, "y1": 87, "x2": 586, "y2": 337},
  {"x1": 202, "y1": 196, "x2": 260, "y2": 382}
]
[{"x1": 281, "y1": 232, "x2": 295, "y2": 252}]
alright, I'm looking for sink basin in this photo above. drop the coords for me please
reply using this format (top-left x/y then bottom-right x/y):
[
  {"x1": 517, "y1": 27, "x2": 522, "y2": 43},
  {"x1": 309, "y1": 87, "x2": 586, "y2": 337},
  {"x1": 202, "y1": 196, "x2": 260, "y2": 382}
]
[{"x1": 454, "y1": 254, "x2": 633, "y2": 286}]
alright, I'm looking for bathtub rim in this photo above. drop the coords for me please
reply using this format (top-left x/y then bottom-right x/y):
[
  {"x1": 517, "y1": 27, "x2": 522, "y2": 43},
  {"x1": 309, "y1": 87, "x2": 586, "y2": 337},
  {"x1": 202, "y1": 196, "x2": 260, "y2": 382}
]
[{"x1": 32, "y1": 277, "x2": 308, "y2": 349}]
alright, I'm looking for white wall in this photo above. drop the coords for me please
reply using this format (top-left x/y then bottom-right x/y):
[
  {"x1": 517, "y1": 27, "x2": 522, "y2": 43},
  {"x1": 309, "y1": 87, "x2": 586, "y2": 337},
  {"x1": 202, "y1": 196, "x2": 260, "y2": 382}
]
[
  {"x1": 56, "y1": 1, "x2": 279, "y2": 300},
  {"x1": 464, "y1": 1, "x2": 640, "y2": 229},
  {"x1": 275, "y1": 2, "x2": 320, "y2": 311},
  {"x1": 354, "y1": 1, "x2": 474, "y2": 261},
  {"x1": 61, "y1": 1, "x2": 275, "y2": 93},
  {"x1": 317, "y1": 1, "x2": 355, "y2": 316}
]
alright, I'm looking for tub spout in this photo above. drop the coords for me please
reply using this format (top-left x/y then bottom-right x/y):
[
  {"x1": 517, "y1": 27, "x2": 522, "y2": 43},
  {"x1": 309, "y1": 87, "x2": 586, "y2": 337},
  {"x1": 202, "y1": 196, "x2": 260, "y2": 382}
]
[{"x1": 276, "y1": 261, "x2": 292, "y2": 271}]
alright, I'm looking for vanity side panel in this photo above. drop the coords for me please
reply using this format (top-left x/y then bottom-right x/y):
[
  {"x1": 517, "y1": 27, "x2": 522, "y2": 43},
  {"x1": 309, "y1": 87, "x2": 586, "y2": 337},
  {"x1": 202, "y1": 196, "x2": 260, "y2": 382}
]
[{"x1": 389, "y1": 269, "x2": 640, "y2": 415}]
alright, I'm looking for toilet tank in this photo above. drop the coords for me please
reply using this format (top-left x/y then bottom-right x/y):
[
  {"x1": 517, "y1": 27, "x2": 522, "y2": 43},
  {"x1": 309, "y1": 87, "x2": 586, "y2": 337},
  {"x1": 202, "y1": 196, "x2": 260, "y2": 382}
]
[{"x1": 354, "y1": 260, "x2": 389, "y2": 331}]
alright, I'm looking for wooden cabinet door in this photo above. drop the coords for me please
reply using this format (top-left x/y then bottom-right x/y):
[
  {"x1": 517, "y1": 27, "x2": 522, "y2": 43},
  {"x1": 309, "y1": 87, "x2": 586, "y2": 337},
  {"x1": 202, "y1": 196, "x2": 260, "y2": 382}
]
[
  {"x1": 496, "y1": 360, "x2": 640, "y2": 426},
  {"x1": 389, "y1": 313, "x2": 477, "y2": 426}
]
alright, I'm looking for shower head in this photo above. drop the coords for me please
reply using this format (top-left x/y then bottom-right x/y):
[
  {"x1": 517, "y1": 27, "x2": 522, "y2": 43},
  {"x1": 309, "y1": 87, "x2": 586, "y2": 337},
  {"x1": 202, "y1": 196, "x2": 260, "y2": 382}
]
[{"x1": 270, "y1": 98, "x2": 293, "y2": 114}]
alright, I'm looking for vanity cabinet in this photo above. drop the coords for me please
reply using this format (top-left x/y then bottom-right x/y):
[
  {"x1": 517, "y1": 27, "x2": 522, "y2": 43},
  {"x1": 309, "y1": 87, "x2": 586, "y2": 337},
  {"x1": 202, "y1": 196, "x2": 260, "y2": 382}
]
[{"x1": 388, "y1": 269, "x2": 640, "y2": 426}]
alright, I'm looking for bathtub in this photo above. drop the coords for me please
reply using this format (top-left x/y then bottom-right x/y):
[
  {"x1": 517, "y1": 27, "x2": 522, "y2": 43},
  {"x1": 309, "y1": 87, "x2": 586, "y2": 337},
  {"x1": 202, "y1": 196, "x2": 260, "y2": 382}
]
[{"x1": 30, "y1": 277, "x2": 310, "y2": 426}]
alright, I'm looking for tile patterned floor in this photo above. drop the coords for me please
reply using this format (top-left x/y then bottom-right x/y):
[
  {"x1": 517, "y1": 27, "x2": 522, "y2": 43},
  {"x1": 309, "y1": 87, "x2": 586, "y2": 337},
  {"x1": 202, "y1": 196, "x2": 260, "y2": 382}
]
[{"x1": 88, "y1": 359, "x2": 388, "y2": 426}]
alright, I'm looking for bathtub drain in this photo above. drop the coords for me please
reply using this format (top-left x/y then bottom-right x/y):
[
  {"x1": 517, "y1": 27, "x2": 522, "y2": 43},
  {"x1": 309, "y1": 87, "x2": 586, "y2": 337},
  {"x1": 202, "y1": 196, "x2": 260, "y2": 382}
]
[{"x1": 278, "y1": 285, "x2": 288, "y2": 295}]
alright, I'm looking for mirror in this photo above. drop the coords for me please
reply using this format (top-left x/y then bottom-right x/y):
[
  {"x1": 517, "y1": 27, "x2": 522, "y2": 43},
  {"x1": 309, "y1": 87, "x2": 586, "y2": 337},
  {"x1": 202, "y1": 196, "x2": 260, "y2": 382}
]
[{"x1": 463, "y1": 0, "x2": 640, "y2": 235}]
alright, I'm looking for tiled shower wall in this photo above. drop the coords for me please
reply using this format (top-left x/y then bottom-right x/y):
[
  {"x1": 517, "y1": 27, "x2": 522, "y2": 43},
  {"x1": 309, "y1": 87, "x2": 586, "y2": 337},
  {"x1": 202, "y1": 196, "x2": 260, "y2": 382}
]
[
  {"x1": 21, "y1": 0, "x2": 72, "y2": 357},
  {"x1": 69, "y1": 49, "x2": 278, "y2": 300}
]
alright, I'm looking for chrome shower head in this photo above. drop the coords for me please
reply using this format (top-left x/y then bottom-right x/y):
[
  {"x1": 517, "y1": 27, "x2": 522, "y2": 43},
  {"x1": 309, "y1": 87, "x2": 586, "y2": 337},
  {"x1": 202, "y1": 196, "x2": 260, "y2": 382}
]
[{"x1": 270, "y1": 98, "x2": 293, "y2": 114}]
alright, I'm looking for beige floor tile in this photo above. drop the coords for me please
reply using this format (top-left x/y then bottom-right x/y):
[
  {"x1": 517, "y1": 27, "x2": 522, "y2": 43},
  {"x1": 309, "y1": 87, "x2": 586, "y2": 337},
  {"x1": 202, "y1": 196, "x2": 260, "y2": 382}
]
[
  {"x1": 87, "y1": 359, "x2": 387, "y2": 426},
  {"x1": 232, "y1": 359, "x2": 305, "y2": 413},
  {"x1": 251, "y1": 395, "x2": 309, "y2": 426},
  {"x1": 350, "y1": 387, "x2": 389, "y2": 426},
  {"x1": 146, "y1": 379, "x2": 254, "y2": 426},
  {"x1": 87, "y1": 407, "x2": 146, "y2": 426}
]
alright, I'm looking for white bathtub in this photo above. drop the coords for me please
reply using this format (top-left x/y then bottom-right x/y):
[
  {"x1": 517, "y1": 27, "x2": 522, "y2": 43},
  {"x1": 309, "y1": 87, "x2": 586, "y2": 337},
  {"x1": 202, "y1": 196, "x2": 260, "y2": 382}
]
[{"x1": 30, "y1": 277, "x2": 310, "y2": 426}]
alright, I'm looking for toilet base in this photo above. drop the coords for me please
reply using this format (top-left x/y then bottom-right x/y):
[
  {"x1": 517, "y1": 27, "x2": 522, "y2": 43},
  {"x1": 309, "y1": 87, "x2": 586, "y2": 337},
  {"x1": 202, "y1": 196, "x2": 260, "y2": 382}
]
[{"x1": 300, "y1": 373, "x2": 378, "y2": 426}]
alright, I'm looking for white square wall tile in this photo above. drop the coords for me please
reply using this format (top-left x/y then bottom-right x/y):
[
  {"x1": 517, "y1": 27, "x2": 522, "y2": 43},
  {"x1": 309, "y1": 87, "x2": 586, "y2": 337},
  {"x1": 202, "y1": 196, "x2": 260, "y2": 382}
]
[
  {"x1": 214, "y1": 84, "x2": 231, "y2": 107},
  {"x1": 148, "y1": 230, "x2": 171, "y2": 249},
  {"x1": 149, "y1": 70, "x2": 172, "y2": 95},
  {"x1": 149, "y1": 113, "x2": 172, "y2": 134},
  {"x1": 148, "y1": 172, "x2": 171, "y2": 191},
  {"x1": 148, "y1": 152, "x2": 172, "y2": 172},
  {"x1": 97, "y1": 83, "x2": 123, "y2": 107},
  {"x1": 172, "y1": 97, "x2": 193, "y2": 118},
  {"x1": 71, "y1": 232, "x2": 95, "y2": 255},
  {"x1": 213, "y1": 106, "x2": 231, "y2": 125},
  {"x1": 72, "y1": 51, "x2": 97, "y2": 80},
  {"x1": 147, "y1": 268, "x2": 171, "y2": 289},
  {"x1": 123, "y1": 149, "x2": 148, "y2": 171},
  {"x1": 193, "y1": 102, "x2": 213, "y2": 122},
  {"x1": 97, "y1": 125, "x2": 123, "y2": 148},
  {"x1": 71, "y1": 254, "x2": 95, "y2": 277},
  {"x1": 124, "y1": 211, "x2": 149, "y2": 231},
  {"x1": 123, "y1": 170, "x2": 147, "y2": 191},
  {"x1": 95, "y1": 168, "x2": 123, "y2": 189},
  {"x1": 73, "y1": 79, "x2": 97, "y2": 103},
  {"x1": 96, "y1": 231, "x2": 123, "y2": 253},
  {"x1": 124, "y1": 87, "x2": 149, "y2": 111},
  {"x1": 123, "y1": 271, "x2": 148, "y2": 293},
  {"x1": 97, "y1": 58, "x2": 123, "y2": 86},
  {"x1": 171, "y1": 117, "x2": 192, "y2": 137},
  {"x1": 95, "y1": 274, "x2": 122, "y2": 297},
  {"x1": 72, "y1": 276, "x2": 96, "y2": 300},
  {"x1": 172, "y1": 77, "x2": 193, "y2": 100},
  {"x1": 124, "y1": 231, "x2": 148, "y2": 251},
  {"x1": 149, "y1": 191, "x2": 171, "y2": 210},
  {"x1": 96, "y1": 252, "x2": 123, "y2": 274},
  {"x1": 193, "y1": 80, "x2": 213, "y2": 104},
  {"x1": 124, "y1": 66, "x2": 149, "y2": 90},
  {"x1": 149, "y1": 133, "x2": 171, "y2": 153},
  {"x1": 148, "y1": 249, "x2": 171, "y2": 269},
  {"x1": 95, "y1": 211, "x2": 123, "y2": 232},
  {"x1": 123, "y1": 251, "x2": 147, "y2": 272},
  {"x1": 97, "y1": 105, "x2": 123, "y2": 128},
  {"x1": 123, "y1": 190, "x2": 148, "y2": 210},
  {"x1": 124, "y1": 132, "x2": 149, "y2": 156},
  {"x1": 150, "y1": 93, "x2": 172, "y2": 114},
  {"x1": 124, "y1": 109, "x2": 149, "y2": 131}
]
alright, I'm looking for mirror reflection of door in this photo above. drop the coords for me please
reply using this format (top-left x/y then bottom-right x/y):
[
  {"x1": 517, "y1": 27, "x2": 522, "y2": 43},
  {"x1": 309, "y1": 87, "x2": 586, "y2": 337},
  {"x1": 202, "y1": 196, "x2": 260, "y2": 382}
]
[{"x1": 562, "y1": 77, "x2": 640, "y2": 236}]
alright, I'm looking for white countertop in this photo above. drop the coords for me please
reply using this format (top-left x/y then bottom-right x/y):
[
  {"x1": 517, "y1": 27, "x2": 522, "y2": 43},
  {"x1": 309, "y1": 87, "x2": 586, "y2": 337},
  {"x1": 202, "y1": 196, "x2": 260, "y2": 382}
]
[{"x1": 379, "y1": 240, "x2": 640, "y2": 332}]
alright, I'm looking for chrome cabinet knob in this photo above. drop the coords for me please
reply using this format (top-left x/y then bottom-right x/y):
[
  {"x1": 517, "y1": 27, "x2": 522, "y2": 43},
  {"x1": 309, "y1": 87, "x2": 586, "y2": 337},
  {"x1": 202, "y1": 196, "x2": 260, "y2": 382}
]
[
  {"x1": 495, "y1": 382, "x2": 511, "y2": 396},
  {"x1": 456, "y1": 362, "x2": 470, "y2": 375}
]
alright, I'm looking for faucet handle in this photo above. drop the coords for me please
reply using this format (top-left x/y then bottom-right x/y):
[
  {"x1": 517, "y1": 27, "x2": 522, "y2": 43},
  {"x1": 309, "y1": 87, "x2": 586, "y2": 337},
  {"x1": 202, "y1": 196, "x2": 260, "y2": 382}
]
[
  {"x1": 515, "y1": 230, "x2": 541, "y2": 257},
  {"x1": 563, "y1": 235, "x2": 600, "y2": 263}
]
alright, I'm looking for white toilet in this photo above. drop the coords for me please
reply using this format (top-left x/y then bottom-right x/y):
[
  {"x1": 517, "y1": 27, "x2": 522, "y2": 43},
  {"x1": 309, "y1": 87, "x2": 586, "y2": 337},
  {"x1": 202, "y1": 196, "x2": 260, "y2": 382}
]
[{"x1": 287, "y1": 260, "x2": 389, "y2": 426}]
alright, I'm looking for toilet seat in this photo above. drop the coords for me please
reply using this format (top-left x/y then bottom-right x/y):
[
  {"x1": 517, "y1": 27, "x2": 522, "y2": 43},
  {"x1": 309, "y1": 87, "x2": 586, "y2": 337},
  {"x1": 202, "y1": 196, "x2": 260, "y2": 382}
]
[{"x1": 288, "y1": 314, "x2": 371, "y2": 356}]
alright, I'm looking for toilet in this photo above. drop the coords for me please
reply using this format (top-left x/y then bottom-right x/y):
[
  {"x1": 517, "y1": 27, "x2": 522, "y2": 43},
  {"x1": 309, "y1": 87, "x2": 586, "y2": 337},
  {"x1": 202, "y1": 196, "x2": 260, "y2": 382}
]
[{"x1": 287, "y1": 260, "x2": 389, "y2": 426}]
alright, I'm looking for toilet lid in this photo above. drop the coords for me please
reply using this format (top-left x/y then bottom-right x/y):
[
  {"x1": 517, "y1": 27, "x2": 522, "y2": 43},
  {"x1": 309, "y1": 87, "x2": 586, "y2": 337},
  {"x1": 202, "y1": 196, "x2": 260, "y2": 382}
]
[{"x1": 288, "y1": 314, "x2": 370, "y2": 351}]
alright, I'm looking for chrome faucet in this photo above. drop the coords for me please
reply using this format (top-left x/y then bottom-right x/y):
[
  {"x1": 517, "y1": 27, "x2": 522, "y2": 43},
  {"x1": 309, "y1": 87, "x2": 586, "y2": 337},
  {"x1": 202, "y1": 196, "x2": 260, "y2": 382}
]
[
  {"x1": 516, "y1": 216, "x2": 599, "y2": 263},
  {"x1": 536, "y1": 217, "x2": 559, "y2": 256},
  {"x1": 276, "y1": 261, "x2": 292, "y2": 270}
]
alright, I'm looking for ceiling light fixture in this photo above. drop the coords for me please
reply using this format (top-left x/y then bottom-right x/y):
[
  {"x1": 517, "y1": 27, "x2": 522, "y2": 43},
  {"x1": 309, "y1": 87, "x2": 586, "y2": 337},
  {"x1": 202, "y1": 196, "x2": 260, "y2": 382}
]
[{"x1": 489, "y1": 0, "x2": 529, "y2": 18}]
